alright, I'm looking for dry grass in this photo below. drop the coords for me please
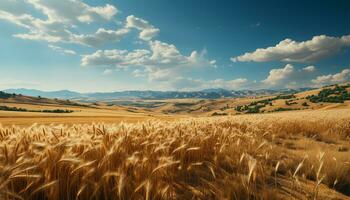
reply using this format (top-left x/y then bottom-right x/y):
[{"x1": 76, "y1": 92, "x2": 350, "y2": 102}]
[{"x1": 0, "y1": 109, "x2": 350, "y2": 200}]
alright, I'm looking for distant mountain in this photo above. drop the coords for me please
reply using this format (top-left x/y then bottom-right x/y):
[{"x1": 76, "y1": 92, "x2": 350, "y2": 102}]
[
  {"x1": 200, "y1": 88, "x2": 228, "y2": 93},
  {"x1": 3, "y1": 87, "x2": 314, "y2": 101},
  {"x1": 4, "y1": 88, "x2": 82, "y2": 99}
]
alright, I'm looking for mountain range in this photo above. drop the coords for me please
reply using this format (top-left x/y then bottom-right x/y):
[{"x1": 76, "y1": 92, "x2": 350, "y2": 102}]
[{"x1": 3, "y1": 88, "x2": 314, "y2": 101}]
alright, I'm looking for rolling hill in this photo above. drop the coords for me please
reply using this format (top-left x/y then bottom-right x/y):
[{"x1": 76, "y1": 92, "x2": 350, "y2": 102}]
[
  {"x1": 1, "y1": 83, "x2": 350, "y2": 125},
  {"x1": 105, "y1": 83, "x2": 350, "y2": 116},
  {"x1": 4, "y1": 87, "x2": 313, "y2": 101}
]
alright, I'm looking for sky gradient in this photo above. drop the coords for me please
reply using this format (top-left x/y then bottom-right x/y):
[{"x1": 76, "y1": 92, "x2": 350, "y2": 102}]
[{"x1": 0, "y1": 0, "x2": 350, "y2": 92}]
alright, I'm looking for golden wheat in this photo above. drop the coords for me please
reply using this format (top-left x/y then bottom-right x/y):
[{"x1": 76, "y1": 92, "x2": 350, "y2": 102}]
[{"x1": 0, "y1": 110, "x2": 350, "y2": 199}]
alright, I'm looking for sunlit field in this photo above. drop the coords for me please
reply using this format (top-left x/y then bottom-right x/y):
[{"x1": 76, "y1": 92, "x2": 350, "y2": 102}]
[
  {"x1": 1, "y1": 109, "x2": 349, "y2": 200},
  {"x1": 1, "y1": 0, "x2": 350, "y2": 199}
]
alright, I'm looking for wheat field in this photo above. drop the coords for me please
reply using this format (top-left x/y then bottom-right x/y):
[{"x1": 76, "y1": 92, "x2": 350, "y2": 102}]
[{"x1": 1, "y1": 109, "x2": 350, "y2": 200}]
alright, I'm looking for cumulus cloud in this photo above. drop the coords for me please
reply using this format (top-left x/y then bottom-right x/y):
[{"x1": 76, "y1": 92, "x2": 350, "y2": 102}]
[
  {"x1": 126, "y1": 15, "x2": 160, "y2": 41},
  {"x1": 0, "y1": 1, "x2": 124, "y2": 47},
  {"x1": 262, "y1": 64, "x2": 318, "y2": 88},
  {"x1": 148, "y1": 40, "x2": 201, "y2": 67},
  {"x1": 262, "y1": 64, "x2": 295, "y2": 85},
  {"x1": 0, "y1": 10, "x2": 35, "y2": 29},
  {"x1": 312, "y1": 69, "x2": 350, "y2": 85},
  {"x1": 0, "y1": 0, "x2": 221, "y2": 91},
  {"x1": 26, "y1": 0, "x2": 118, "y2": 23},
  {"x1": 81, "y1": 40, "x2": 215, "y2": 80},
  {"x1": 262, "y1": 64, "x2": 350, "y2": 88},
  {"x1": 48, "y1": 44, "x2": 76, "y2": 55},
  {"x1": 73, "y1": 28, "x2": 129, "y2": 46},
  {"x1": 81, "y1": 49, "x2": 151, "y2": 67},
  {"x1": 302, "y1": 65, "x2": 316, "y2": 72},
  {"x1": 232, "y1": 35, "x2": 350, "y2": 63}
]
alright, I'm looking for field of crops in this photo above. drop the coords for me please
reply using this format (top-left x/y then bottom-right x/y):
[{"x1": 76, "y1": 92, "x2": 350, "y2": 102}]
[{"x1": 1, "y1": 109, "x2": 350, "y2": 200}]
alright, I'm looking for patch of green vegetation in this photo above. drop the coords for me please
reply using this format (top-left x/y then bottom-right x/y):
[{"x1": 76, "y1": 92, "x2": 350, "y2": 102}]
[
  {"x1": 111, "y1": 101, "x2": 165, "y2": 108},
  {"x1": 285, "y1": 100, "x2": 297, "y2": 106},
  {"x1": 302, "y1": 102, "x2": 309, "y2": 107},
  {"x1": 307, "y1": 85, "x2": 350, "y2": 103},
  {"x1": 0, "y1": 91, "x2": 16, "y2": 99},
  {"x1": 235, "y1": 94, "x2": 296, "y2": 113},
  {"x1": 0, "y1": 106, "x2": 73, "y2": 113},
  {"x1": 272, "y1": 107, "x2": 300, "y2": 112},
  {"x1": 246, "y1": 105, "x2": 265, "y2": 113},
  {"x1": 174, "y1": 102, "x2": 196, "y2": 107},
  {"x1": 211, "y1": 112, "x2": 228, "y2": 116},
  {"x1": 41, "y1": 109, "x2": 74, "y2": 113},
  {"x1": 0, "y1": 106, "x2": 27, "y2": 112},
  {"x1": 235, "y1": 105, "x2": 243, "y2": 112},
  {"x1": 276, "y1": 94, "x2": 296, "y2": 99}
]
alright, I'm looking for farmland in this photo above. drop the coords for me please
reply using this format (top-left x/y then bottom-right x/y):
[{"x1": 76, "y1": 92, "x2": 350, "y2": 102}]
[
  {"x1": 1, "y1": 85, "x2": 350, "y2": 199},
  {"x1": 1, "y1": 108, "x2": 350, "y2": 199}
]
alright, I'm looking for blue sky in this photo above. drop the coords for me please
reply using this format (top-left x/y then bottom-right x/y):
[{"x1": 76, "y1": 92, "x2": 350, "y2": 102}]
[{"x1": 0, "y1": 0, "x2": 350, "y2": 92}]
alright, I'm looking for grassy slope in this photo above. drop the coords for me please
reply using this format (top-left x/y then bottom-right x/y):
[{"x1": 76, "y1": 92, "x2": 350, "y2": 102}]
[
  {"x1": 1, "y1": 84, "x2": 350, "y2": 126},
  {"x1": 0, "y1": 95, "x2": 179, "y2": 126},
  {"x1": 148, "y1": 84, "x2": 350, "y2": 116}
]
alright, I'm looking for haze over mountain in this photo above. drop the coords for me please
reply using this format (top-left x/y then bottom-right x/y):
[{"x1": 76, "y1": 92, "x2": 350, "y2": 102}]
[{"x1": 3, "y1": 87, "x2": 313, "y2": 101}]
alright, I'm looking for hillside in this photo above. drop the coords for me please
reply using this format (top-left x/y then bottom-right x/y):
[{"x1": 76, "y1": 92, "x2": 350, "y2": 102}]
[
  {"x1": 0, "y1": 92, "x2": 87, "y2": 107},
  {"x1": 0, "y1": 92, "x2": 177, "y2": 126},
  {"x1": 4, "y1": 88, "x2": 313, "y2": 101},
  {"x1": 135, "y1": 83, "x2": 350, "y2": 116},
  {"x1": 98, "y1": 84, "x2": 350, "y2": 116},
  {"x1": 1, "y1": 83, "x2": 350, "y2": 126}
]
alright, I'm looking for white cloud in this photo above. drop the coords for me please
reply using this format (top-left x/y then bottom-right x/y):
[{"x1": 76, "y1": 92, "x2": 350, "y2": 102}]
[
  {"x1": 232, "y1": 35, "x2": 350, "y2": 63},
  {"x1": 0, "y1": 10, "x2": 34, "y2": 29},
  {"x1": 73, "y1": 28, "x2": 129, "y2": 47},
  {"x1": 262, "y1": 64, "x2": 295, "y2": 85},
  {"x1": 139, "y1": 28, "x2": 160, "y2": 41},
  {"x1": 81, "y1": 49, "x2": 151, "y2": 67},
  {"x1": 262, "y1": 64, "x2": 350, "y2": 88},
  {"x1": 81, "y1": 40, "x2": 215, "y2": 80},
  {"x1": 148, "y1": 40, "x2": 199, "y2": 67},
  {"x1": 302, "y1": 65, "x2": 316, "y2": 72},
  {"x1": 210, "y1": 60, "x2": 217, "y2": 68},
  {"x1": 126, "y1": 15, "x2": 159, "y2": 41},
  {"x1": 0, "y1": 0, "x2": 222, "y2": 91},
  {"x1": 26, "y1": 0, "x2": 117, "y2": 24},
  {"x1": 0, "y1": 1, "x2": 123, "y2": 47},
  {"x1": 102, "y1": 69, "x2": 113, "y2": 75},
  {"x1": 312, "y1": 69, "x2": 350, "y2": 85},
  {"x1": 262, "y1": 64, "x2": 319, "y2": 88},
  {"x1": 226, "y1": 78, "x2": 249, "y2": 88},
  {"x1": 88, "y1": 4, "x2": 117, "y2": 21},
  {"x1": 126, "y1": 15, "x2": 153, "y2": 30},
  {"x1": 48, "y1": 44, "x2": 76, "y2": 55}
]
